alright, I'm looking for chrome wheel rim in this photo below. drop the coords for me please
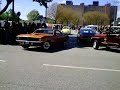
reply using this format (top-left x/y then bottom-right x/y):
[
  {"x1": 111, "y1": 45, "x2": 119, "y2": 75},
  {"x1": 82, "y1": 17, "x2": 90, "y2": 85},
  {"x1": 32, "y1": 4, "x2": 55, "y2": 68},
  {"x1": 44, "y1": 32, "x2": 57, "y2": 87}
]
[
  {"x1": 43, "y1": 42, "x2": 50, "y2": 50},
  {"x1": 93, "y1": 41, "x2": 97, "y2": 48}
]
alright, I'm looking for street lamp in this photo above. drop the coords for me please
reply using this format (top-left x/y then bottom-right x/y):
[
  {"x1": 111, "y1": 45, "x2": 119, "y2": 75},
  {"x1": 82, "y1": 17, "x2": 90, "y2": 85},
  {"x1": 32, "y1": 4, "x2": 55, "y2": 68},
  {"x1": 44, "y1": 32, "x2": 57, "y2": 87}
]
[{"x1": 12, "y1": 0, "x2": 14, "y2": 23}]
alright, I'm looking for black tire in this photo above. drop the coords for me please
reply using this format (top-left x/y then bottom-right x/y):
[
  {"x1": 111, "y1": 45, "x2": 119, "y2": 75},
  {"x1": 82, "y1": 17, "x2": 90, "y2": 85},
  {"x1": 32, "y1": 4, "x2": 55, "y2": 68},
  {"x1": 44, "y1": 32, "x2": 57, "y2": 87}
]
[
  {"x1": 22, "y1": 45, "x2": 29, "y2": 49},
  {"x1": 61, "y1": 42, "x2": 66, "y2": 48},
  {"x1": 93, "y1": 40, "x2": 100, "y2": 50},
  {"x1": 106, "y1": 45, "x2": 110, "y2": 50},
  {"x1": 42, "y1": 41, "x2": 51, "y2": 50}
]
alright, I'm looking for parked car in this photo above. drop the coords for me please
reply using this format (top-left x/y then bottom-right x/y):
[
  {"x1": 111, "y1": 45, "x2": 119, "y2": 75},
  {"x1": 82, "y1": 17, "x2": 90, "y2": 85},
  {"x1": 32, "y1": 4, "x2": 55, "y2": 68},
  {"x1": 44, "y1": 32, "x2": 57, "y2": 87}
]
[
  {"x1": 16, "y1": 28, "x2": 69, "y2": 50},
  {"x1": 77, "y1": 28, "x2": 97, "y2": 43},
  {"x1": 92, "y1": 26, "x2": 120, "y2": 50},
  {"x1": 61, "y1": 26, "x2": 71, "y2": 35},
  {"x1": 85, "y1": 25, "x2": 98, "y2": 30}
]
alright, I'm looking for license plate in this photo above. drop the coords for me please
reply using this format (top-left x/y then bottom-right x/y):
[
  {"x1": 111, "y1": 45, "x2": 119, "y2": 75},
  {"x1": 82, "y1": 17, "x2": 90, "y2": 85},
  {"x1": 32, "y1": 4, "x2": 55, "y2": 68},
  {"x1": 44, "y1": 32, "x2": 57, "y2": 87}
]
[{"x1": 25, "y1": 41, "x2": 29, "y2": 44}]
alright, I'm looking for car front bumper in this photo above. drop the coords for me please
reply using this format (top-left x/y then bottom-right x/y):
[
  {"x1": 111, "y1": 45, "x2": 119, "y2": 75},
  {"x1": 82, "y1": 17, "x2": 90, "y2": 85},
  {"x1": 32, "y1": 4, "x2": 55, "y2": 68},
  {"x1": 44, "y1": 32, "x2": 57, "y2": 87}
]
[{"x1": 16, "y1": 40, "x2": 43, "y2": 46}]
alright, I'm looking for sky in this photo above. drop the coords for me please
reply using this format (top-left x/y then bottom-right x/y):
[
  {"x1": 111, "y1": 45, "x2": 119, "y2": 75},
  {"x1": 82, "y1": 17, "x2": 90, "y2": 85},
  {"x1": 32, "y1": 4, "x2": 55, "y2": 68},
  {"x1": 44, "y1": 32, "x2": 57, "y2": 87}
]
[{"x1": 1, "y1": 0, "x2": 120, "y2": 20}]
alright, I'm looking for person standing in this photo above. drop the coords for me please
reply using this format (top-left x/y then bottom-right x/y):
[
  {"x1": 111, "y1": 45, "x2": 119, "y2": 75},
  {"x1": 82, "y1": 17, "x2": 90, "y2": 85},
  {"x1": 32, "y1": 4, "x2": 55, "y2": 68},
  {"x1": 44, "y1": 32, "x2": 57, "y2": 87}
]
[{"x1": 4, "y1": 21, "x2": 10, "y2": 44}]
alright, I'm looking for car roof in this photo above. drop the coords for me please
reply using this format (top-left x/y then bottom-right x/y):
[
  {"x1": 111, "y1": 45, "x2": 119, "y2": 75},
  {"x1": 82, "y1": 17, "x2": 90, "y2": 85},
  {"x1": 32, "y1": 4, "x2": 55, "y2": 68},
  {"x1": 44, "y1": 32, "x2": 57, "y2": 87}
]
[
  {"x1": 80, "y1": 28, "x2": 94, "y2": 30},
  {"x1": 36, "y1": 28, "x2": 60, "y2": 31}
]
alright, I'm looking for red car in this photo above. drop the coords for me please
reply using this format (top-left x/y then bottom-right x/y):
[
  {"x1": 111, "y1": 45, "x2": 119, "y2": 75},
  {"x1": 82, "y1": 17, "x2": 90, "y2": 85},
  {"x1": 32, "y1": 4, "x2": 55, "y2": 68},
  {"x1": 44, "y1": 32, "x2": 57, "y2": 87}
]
[{"x1": 91, "y1": 26, "x2": 120, "y2": 50}]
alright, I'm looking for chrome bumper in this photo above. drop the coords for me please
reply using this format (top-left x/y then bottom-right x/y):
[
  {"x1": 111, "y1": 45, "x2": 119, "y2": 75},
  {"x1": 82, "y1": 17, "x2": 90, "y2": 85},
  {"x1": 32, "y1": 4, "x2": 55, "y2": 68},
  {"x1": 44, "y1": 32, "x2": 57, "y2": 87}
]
[
  {"x1": 16, "y1": 40, "x2": 42, "y2": 46},
  {"x1": 16, "y1": 40, "x2": 42, "y2": 43}
]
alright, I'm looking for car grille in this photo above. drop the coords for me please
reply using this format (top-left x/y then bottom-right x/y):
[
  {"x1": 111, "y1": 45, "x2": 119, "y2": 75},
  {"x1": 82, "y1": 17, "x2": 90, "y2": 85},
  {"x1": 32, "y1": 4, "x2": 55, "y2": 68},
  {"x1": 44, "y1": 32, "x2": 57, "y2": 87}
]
[
  {"x1": 83, "y1": 36, "x2": 91, "y2": 38},
  {"x1": 17, "y1": 37, "x2": 39, "y2": 41}
]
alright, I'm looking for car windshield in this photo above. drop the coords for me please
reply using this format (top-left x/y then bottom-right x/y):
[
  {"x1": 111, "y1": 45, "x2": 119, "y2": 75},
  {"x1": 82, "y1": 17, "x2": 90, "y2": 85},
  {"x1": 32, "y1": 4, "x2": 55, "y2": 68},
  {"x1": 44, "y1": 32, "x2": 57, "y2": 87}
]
[
  {"x1": 110, "y1": 28, "x2": 120, "y2": 34},
  {"x1": 33, "y1": 29, "x2": 54, "y2": 34}
]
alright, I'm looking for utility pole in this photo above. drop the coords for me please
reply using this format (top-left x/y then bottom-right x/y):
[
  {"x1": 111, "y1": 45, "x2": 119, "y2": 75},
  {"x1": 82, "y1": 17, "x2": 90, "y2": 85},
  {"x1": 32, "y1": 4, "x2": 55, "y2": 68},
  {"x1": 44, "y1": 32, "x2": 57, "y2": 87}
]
[
  {"x1": 113, "y1": 0, "x2": 119, "y2": 26},
  {"x1": 12, "y1": 0, "x2": 15, "y2": 23},
  {"x1": 0, "y1": 0, "x2": 2, "y2": 11},
  {"x1": 45, "y1": 3, "x2": 47, "y2": 23}
]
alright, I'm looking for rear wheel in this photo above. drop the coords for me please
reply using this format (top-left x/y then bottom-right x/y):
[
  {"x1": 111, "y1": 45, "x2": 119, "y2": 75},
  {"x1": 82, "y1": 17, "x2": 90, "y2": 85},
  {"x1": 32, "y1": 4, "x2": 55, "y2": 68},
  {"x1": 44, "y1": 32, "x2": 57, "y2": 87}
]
[
  {"x1": 106, "y1": 45, "x2": 110, "y2": 50},
  {"x1": 93, "y1": 40, "x2": 100, "y2": 50}
]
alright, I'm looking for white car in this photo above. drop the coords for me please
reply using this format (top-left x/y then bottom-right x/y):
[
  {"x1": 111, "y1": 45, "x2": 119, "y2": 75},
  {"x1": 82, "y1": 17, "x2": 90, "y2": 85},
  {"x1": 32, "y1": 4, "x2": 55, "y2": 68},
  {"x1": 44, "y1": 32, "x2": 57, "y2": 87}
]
[{"x1": 61, "y1": 26, "x2": 71, "y2": 35}]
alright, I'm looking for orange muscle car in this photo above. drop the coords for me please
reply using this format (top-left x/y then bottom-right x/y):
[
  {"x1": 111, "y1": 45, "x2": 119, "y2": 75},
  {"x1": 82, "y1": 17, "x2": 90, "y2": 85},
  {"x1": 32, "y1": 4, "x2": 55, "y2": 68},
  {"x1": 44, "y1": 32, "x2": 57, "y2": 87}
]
[{"x1": 16, "y1": 28, "x2": 69, "y2": 50}]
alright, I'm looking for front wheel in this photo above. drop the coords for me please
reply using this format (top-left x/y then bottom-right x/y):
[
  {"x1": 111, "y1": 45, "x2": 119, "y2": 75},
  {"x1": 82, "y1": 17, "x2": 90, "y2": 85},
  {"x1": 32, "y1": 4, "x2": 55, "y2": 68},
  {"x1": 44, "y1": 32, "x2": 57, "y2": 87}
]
[
  {"x1": 93, "y1": 40, "x2": 100, "y2": 50},
  {"x1": 22, "y1": 45, "x2": 29, "y2": 49},
  {"x1": 42, "y1": 41, "x2": 51, "y2": 50}
]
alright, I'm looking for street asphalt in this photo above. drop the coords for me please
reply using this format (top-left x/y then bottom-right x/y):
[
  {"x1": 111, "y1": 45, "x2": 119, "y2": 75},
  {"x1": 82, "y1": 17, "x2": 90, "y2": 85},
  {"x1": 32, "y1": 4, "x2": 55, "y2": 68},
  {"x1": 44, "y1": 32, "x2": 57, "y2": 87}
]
[{"x1": 0, "y1": 32, "x2": 120, "y2": 90}]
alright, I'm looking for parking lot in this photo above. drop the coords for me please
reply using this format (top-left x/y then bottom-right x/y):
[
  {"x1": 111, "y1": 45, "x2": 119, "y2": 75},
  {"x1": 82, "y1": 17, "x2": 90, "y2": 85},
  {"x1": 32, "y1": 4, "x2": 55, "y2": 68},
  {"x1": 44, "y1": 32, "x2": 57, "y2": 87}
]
[{"x1": 0, "y1": 32, "x2": 120, "y2": 90}]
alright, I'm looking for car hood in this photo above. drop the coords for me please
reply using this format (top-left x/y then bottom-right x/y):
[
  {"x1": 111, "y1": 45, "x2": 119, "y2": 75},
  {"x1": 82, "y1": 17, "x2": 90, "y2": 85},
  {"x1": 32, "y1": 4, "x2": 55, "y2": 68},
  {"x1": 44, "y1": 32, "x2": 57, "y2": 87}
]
[
  {"x1": 17, "y1": 33, "x2": 53, "y2": 38},
  {"x1": 94, "y1": 34, "x2": 107, "y2": 37}
]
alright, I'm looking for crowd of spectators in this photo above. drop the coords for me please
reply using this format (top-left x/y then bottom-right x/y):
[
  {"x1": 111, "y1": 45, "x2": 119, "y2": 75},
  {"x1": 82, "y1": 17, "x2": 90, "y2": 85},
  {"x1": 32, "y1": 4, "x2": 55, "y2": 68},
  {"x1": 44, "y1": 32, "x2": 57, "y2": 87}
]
[{"x1": 0, "y1": 21, "x2": 47, "y2": 45}]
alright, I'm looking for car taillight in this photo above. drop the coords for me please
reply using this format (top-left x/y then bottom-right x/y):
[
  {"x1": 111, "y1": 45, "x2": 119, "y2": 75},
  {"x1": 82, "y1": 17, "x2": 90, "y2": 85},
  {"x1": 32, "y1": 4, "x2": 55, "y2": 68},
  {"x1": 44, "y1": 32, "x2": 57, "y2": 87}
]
[
  {"x1": 104, "y1": 38, "x2": 107, "y2": 41},
  {"x1": 80, "y1": 36, "x2": 83, "y2": 38}
]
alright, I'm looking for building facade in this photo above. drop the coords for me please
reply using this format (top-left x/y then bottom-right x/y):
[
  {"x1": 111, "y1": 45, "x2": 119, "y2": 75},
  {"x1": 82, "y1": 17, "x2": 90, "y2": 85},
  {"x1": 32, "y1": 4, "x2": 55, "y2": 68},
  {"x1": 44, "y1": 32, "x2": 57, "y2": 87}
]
[{"x1": 61, "y1": 1, "x2": 117, "y2": 25}]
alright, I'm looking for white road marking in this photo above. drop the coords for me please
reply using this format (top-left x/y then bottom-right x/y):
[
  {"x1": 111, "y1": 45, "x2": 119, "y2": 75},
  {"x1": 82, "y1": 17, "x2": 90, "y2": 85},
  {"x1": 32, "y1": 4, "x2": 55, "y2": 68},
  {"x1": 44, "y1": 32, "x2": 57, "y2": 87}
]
[
  {"x1": 43, "y1": 64, "x2": 120, "y2": 72},
  {"x1": 0, "y1": 60, "x2": 6, "y2": 63}
]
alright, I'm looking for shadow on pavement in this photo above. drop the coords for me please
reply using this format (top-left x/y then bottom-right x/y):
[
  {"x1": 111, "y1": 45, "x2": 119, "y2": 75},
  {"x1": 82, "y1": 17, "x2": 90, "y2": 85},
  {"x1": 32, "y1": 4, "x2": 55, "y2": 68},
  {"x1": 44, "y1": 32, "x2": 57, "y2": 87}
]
[
  {"x1": 98, "y1": 47, "x2": 120, "y2": 53},
  {"x1": 24, "y1": 46, "x2": 71, "y2": 53}
]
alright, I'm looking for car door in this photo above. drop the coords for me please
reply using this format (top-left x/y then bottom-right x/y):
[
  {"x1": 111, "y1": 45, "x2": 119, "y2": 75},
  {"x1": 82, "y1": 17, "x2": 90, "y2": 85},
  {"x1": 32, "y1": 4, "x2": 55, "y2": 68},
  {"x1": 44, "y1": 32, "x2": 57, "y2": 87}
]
[
  {"x1": 106, "y1": 34, "x2": 118, "y2": 44},
  {"x1": 54, "y1": 30, "x2": 65, "y2": 43}
]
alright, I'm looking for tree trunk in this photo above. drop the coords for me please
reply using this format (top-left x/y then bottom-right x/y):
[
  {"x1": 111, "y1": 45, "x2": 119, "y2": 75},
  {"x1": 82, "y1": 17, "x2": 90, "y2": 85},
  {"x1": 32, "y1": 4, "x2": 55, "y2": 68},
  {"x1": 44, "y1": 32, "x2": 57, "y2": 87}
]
[{"x1": 0, "y1": 0, "x2": 13, "y2": 15}]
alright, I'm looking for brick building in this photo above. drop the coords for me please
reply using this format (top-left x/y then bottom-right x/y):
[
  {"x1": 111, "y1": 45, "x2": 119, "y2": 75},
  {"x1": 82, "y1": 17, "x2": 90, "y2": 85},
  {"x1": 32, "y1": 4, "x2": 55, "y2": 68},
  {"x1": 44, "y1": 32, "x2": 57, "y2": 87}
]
[{"x1": 61, "y1": 1, "x2": 117, "y2": 25}]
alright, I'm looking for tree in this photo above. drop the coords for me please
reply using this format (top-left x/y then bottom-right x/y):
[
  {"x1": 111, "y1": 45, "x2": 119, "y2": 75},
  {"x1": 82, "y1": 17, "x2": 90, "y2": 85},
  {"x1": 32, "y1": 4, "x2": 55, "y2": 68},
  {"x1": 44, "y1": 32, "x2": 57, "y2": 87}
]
[
  {"x1": 56, "y1": 5, "x2": 82, "y2": 25},
  {"x1": 0, "y1": 0, "x2": 53, "y2": 15},
  {"x1": 33, "y1": 0, "x2": 53, "y2": 8},
  {"x1": 72, "y1": 11, "x2": 82, "y2": 26},
  {"x1": 56, "y1": 5, "x2": 73, "y2": 24},
  {"x1": 0, "y1": 0, "x2": 13, "y2": 15},
  {"x1": 27, "y1": 10, "x2": 40, "y2": 22},
  {"x1": 0, "y1": 9, "x2": 19, "y2": 21},
  {"x1": 55, "y1": 5, "x2": 65, "y2": 24},
  {"x1": 84, "y1": 11, "x2": 109, "y2": 25},
  {"x1": 47, "y1": 3, "x2": 58, "y2": 23}
]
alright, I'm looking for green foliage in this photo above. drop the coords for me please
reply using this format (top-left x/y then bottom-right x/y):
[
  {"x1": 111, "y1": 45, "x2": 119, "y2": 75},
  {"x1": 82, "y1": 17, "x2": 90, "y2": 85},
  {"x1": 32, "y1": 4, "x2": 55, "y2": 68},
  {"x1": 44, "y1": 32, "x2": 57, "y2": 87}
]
[
  {"x1": 46, "y1": 18, "x2": 55, "y2": 24},
  {"x1": 84, "y1": 11, "x2": 110, "y2": 25},
  {"x1": 56, "y1": 5, "x2": 81, "y2": 25},
  {"x1": 0, "y1": 9, "x2": 19, "y2": 22},
  {"x1": 27, "y1": 10, "x2": 40, "y2": 22},
  {"x1": 0, "y1": 0, "x2": 13, "y2": 15}
]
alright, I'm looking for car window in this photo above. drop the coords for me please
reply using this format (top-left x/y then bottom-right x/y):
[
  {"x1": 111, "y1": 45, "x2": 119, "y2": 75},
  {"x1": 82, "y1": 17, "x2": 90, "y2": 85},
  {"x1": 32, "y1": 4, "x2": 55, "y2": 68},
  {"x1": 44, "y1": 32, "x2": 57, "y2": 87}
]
[
  {"x1": 55, "y1": 30, "x2": 62, "y2": 36},
  {"x1": 110, "y1": 29, "x2": 120, "y2": 34},
  {"x1": 33, "y1": 30, "x2": 53, "y2": 34}
]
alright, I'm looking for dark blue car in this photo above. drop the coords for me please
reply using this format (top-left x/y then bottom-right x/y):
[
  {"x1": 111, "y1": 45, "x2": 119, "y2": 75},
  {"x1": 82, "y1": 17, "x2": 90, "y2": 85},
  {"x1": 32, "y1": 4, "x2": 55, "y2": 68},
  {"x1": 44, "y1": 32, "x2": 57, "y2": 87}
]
[{"x1": 77, "y1": 28, "x2": 97, "y2": 42}]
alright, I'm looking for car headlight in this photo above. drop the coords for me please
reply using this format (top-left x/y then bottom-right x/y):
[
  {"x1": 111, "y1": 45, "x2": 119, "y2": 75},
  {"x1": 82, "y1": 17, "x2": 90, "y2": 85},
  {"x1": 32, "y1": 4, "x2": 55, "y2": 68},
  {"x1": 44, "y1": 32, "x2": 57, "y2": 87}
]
[
  {"x1": 104, "y1": 38, "x2": 107, "y2": 41},
  {"x1": 16, "y1": 37, "x2": 20, "y2": 40},
  {"x1": 39, "y1": 38, "x2": 42, "y2": 41}
]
